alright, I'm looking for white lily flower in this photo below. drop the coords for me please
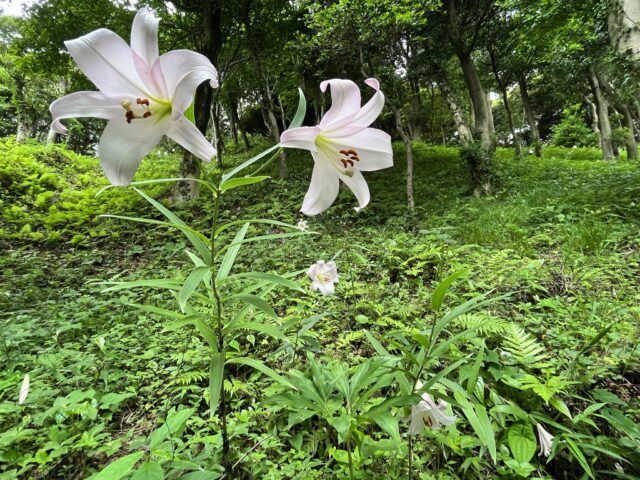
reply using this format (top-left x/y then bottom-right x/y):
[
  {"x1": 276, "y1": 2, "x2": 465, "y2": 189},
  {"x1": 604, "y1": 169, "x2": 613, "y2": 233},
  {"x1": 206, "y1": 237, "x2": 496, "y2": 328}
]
[
  {"x1": 18, "y1": 373, "x2": 30, "y2": 405},
  {"x1": 536, "y1": 423, "x2": 554, "y2": 458},
  {"x1": 280, "y1": 78, "x2": 393, "y2": 216},
  {"x1": 50, "y1": 8, "x2": 218, "y2": 185},
  {"x1": 307, "y1": 260, "x2": 338, "y2": 295},
  {"x1": 409, "y1": 382, "x2": 456, "y2": 435}
]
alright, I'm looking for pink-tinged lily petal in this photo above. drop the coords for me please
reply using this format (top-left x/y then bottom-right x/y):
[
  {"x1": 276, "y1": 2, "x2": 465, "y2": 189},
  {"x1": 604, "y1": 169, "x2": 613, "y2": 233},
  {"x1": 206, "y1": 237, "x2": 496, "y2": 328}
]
[
  {"x1": 166, "y1": 115, "x2": 216, "y2": 162},
  {"x1": 65, "y1": 29, "x2": 145, "y2": 98},
  {"x1": 50, "y1": 91, "x2": 121, "y2": 134},
  {"x1": 280, "y1": 126, "x2": 320, "y2": 152},
  {"x1": 301, "y1": 155, "x2": 340, "y2": 216},
  {"x1": 158, "y1": 50, "x2": 218, "y2": 117},
  {"x1": 339, "y1": 169, "x2": 370, "y2": 212},
  {"x1": 131, "y1": 8, "x2": 159, "y2": 66},
  {"x1": 351, "y1": 78, "x2": 385, "y2": 129},
  {"x1": 329, "y1": 128, "x2": 393, "y2": 171},
  {"x1": 98, "y1": 117, "x2": 169, "y2": 185},
  {"x1": 319, "y1": 79, "x2": 362, "y2": 131}
]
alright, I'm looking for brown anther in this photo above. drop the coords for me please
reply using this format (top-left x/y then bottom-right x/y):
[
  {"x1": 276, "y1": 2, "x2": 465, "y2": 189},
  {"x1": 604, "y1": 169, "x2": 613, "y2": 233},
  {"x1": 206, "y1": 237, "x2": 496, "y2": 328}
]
[
  {"x1": 143, "y1": 111, "x2": 152, "y2": 118},
  {"x1": 339, "y1": 149, "x2": 349, "y2": 155},
  {"x1": 344, "y1": 149, "x2": 358, "y2": 156},
  {"x1": 125, "y1": 111, "x2": 135, "y2": 123},
  {"x1": 136, "y1": 98, "x2": 150, "y2": 106},
  {"x1": 340, "y1": 159, "x2": 354, "y2": 168},
  {"x1": 350, "y1": 155, "x2": 360, "y2": 161}
]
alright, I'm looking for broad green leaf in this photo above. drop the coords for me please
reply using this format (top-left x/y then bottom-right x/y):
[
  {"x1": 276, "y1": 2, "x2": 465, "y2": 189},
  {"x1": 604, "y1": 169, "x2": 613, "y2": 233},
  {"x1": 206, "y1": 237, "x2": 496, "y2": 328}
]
[
  {"x1": 454, "y1": 391, "x2": 497, "y2": 464},
  {"x1": 209, "y1": 352, "x2": 225, "y2": 418},
  {"x1": 328, "y1": 412, "x2": 352, "y2": 443},
  {"x1": 216, "y1": 223, "x2": 249, "y2": 281},
  {"x1": 220, "y1": 176, "x2": 270, "y2": 193},
  {"x1": 215, "y1": 219, "x2": 302, "y2": 237},
  {"x1": 225, "y1": 294, "x2": 278, "y2": 319},
  {"x1": 565, "y1": 437, "x2": 595, "y2": 479},
  {"x1": 134, "y1": 188, "x2": 211, "y2": 264},
  {"x1": 229, "y1": 321, "x2": 287, "y2": 341},
  {"x1": 467, "y1": 342, "x2": 484, "y2": 396},
  {"x1": 226, "y1": 357, "x2": 296, "y2": 389},
  {"x1": 100, "y1": 279, "x2": 181, "y2": 293},
  {"x1": 372, "y1": 411, "x2": 401, "y2": 445},
  {"x1": 148, "y1": 408, "x2": 195, "y2": 450},
  {"x1": 550, "y1": 397, "x2": 572, "y2": 420},
  {"x1": 221, "y1": 144, "x2": 281, "y2": 182},
  {"x1": 289, "y1": 88, "x2": 307, "y2": 129},
  {"x1": 508, "y1": 423, "x2": 536, "y2": 463},
  {"x1": 131, "y1": 461, "x2": 164, "y2": 480},
  {"x1": 431, "y1": 269, "x2": 469, "y2": 311},
  {"x1": 216, "y1": 231, "x2": 308, "y2": 257},
  {"x1": 179, "y1": 266, "x2": 211, "y2": 311},
  {"x1": 92, "y1": 452, "x2": 144, "y2": 480},
  {"x1": 222, "y1": 272, "x2": 303, "y2": 292},
  {"x1": 365, "y1": 331, "x2": 390, "y2": 356}
]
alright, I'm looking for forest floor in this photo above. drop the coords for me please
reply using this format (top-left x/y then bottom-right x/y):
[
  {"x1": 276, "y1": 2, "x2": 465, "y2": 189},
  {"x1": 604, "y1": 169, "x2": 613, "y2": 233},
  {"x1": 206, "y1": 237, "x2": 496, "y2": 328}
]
[{"x1": 1, "y1": 138, "x2": 639, "y2": 479}]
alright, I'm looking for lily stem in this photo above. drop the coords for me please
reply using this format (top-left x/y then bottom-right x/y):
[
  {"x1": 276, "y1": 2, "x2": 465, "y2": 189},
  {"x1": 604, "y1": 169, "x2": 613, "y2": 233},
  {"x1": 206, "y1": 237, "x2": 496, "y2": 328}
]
[
  {"x1": 346, "y1": 435, "x2": 355, "y2": 480},
  {"x1": 210, "y1": 181, "x2": 231, "y2": 475}
]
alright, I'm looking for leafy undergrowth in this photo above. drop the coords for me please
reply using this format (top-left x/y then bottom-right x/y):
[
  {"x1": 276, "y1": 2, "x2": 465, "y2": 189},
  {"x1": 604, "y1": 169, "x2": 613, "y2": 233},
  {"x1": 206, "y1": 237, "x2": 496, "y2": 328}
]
[{"x1": 1, "y1": 139, "x2": 639, "y2": 479}]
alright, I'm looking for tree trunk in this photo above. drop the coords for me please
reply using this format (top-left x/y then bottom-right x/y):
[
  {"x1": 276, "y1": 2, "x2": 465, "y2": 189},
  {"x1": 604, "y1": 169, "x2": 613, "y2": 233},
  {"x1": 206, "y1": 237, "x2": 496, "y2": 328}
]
[
  {"x1": 589, "y1": 66, "x2": 615, "y2": 160},
  {"x1": 487, "y1": 47, "x2": 520, "y2": 157},
  {"x1": 389, "y1": 102, "x2": 414, "y2": 210},
  {"x1": 440, "y1": 82, "x2": 473, "y2": 146},
  {"x1": 518, "y1": 77, "x2": 542, "y2": 156},
  {"x1": 619, "y1": 104, "x2": 638, "y2": 159},
  {"x1": 228, "y1": 101, "x2": 239, "y2": 148},
  {"x1": 243, "y1": 0, "x2": 287, "y2": 179},
  {"x1": 501, "y1": 87, "x2": 521, "y2": 157},
  {"x1": 457, "y1": 51, "x2": 494, "y2": 152},
  {"x1": 266, "y1": 107, "x2": 288, "y2": 179},
  {"x1": 172, "y1": 3, "x2": 222, "y2": 201},
  {"x1": 587, "y1": 98, "x2": 602, "y2": 149}
]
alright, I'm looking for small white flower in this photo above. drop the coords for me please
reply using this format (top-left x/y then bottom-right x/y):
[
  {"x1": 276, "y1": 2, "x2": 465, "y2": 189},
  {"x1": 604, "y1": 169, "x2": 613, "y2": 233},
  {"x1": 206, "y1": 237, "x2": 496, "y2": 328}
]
[
  {"x1": 614, "y1": 463, "x2": 624, "y2": 473},
  {"x1": 19, "y1": 374, "x2": 30, "y2": 405},
  {"x1": 297, "y1": 219, "x2": 309, "y2": 231},
  {"x1": 536, "y1": 423, "x2": 554, "y2": 457},
  {"x1": 307, "y1": 260, "x2": 338, "y2": 295},
  {"x1": 409, "y1": 382, "x2": 456, "y2": 435}
]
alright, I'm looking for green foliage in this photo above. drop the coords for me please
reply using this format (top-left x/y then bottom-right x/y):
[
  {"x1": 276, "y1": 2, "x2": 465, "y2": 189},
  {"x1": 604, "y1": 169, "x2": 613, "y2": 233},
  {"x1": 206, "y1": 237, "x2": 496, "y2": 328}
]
[
  {"x1": 550, "y1": 104, "x2": 598, "y2": 148},
  {"x1": 1, "y1": 141, "x2": 639, "y2": 479}
]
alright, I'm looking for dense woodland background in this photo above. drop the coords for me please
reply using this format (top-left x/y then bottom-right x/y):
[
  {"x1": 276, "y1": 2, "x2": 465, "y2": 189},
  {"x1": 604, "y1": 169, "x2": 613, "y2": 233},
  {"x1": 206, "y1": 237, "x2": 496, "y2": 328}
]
[
  {"x1": 1, "y1": 0, "x2": 640, "y2": 200},
  {"x1": 2, "y1": 1, "x2": 640, "y2": 480}
]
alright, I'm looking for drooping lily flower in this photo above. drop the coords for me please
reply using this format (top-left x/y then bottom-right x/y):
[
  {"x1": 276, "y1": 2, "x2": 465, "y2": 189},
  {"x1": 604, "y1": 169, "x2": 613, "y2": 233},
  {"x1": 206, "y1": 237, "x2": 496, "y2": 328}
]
[
  {"x1": 50, "y1": 8, "x2": 218, "y2": 185},
  {"x1": 536, "y1": 423, "x2": 554, "y2": 457},
  {"x1": 307, "y1": 260, "x2": 338, "y2": 295},
  {"x1": 408, "y1": 382, "x2": 456, "y2": 435},
  {"x1": 280, "y1": 79, "x2": 393, "y2": 216},
  {"x1": 18, "y1": 373, "x2": 29, "y2": 405}
]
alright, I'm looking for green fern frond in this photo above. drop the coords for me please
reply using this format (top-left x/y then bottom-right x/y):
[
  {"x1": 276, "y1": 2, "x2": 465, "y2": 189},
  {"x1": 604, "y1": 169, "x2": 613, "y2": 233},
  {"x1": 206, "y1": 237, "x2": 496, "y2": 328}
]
[
  {"x1": 456, "y1": 313, "x2": 510, "y2": 335},
  {"x1": 502, "y1": 324, "x2": 550, "y2": 368}
]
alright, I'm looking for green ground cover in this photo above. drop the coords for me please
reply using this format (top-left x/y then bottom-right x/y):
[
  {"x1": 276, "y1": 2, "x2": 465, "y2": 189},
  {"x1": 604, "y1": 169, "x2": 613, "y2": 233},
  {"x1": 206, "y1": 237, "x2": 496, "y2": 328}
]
[{"x1": 1, "y1": 138, "x2": 639, "y2": 479}]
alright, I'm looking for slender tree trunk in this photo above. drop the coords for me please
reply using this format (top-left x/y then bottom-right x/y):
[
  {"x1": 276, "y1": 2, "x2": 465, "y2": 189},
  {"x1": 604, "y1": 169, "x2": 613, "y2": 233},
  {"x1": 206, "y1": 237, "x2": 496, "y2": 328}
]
[
  {"x1": 457, "y1": 51, "x2": 494, "y2": 152},
  {"x1": 389, "y1": 102, "x2": 414, "y2": 210},
  {"x1": 440, "y1": 82, "x2": 472, "y2": 146},
  {"x1": 586, "y1": 97, "x2": 602, "y2": 148},
  {"x1": 501, "y1": 87, "x2": 521, "y2": 157},
  {"x1": 518, "y1": 77, "x2": 542, "y2": 156},
  {"x1": 619, "y1": 104, "x2": 638, "y2": 159},
  {"x1": 228, "y1": 101, "x2": 239, "y2": 148},
  {"x1": 589, "y1": 66, "x2": 615, "y2": 160},
  {"x1": 172, "y1": 3, "x2": 222, "y2": 202},
  {"x1": 242, "y1": 0, "x2": 287, "y2": 179}
]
